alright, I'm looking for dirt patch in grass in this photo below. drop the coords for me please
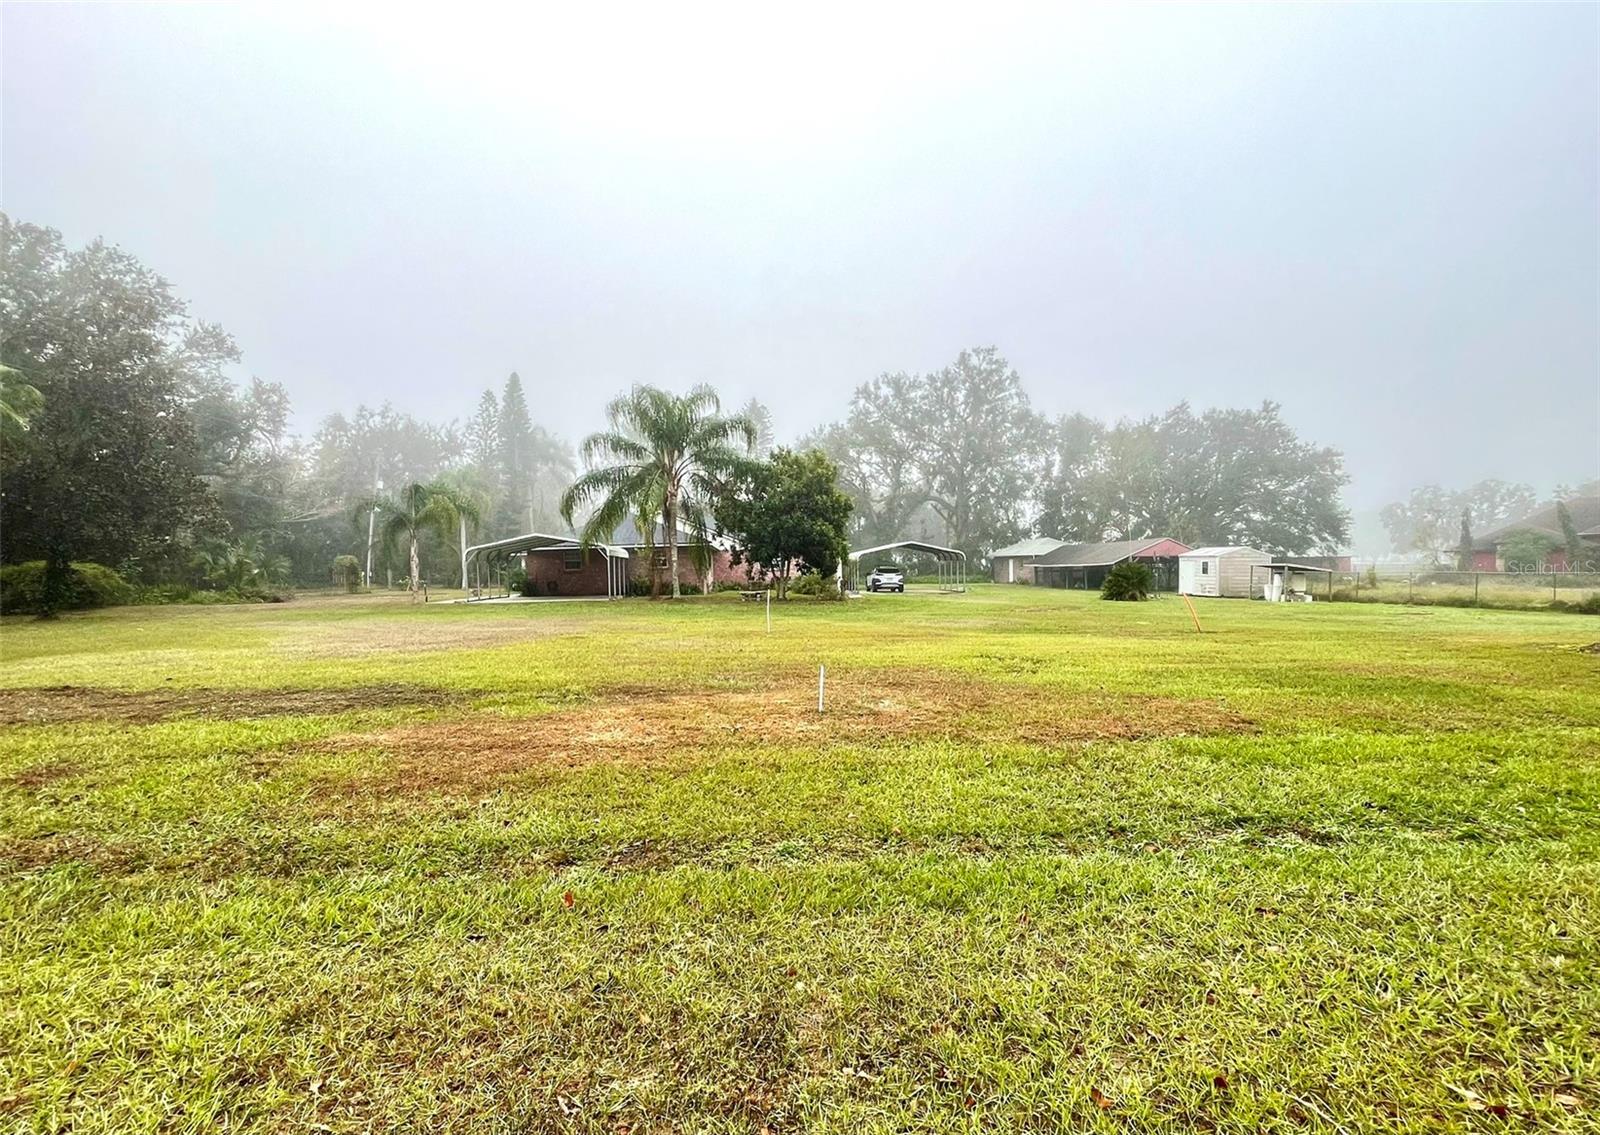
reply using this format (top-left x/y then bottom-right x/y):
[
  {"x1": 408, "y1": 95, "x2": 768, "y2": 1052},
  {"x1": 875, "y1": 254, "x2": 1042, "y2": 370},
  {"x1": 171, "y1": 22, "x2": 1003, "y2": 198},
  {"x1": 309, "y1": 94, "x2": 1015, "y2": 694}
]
[
  {"x1": 273, "y1": 616, "x2": 583, "y2": 659},
  {"x1": 0, "y1": 832, "x2": 145, "y2": 874},
  {"x1": 318, "y1": 672, "x2": 1255, "y2": 795},
  {"x1": 0, "y1": 684, "x2": 461, "y2": 727},
  {"x1": 2, "y1": 761, "x2": 78, "y2": 788}
]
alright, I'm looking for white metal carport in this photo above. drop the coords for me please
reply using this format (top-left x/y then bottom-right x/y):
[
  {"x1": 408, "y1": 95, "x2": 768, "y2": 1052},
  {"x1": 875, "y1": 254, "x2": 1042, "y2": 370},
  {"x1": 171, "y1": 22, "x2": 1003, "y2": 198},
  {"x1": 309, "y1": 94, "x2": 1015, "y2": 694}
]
[
  {"x1": 462, "y1": 532, "x2": 632, "y2": 600},
  {"x1": 847, "y1": 540, "x2": 967, "y2": 593}
]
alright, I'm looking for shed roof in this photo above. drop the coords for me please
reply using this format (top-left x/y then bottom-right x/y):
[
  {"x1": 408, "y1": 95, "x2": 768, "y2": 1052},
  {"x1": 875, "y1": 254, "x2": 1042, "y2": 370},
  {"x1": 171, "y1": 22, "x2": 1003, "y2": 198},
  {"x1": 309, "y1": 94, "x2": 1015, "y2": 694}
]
[
  {"x1": 990, "y1": 537, "x2": 1069, "y2": 559},
  {"x1": 1035, "y1": 538, "x2": 1179, "y2": 567},
  {"x1": 1181, "y1": 545, "x2": 1269, "y2": 558}
]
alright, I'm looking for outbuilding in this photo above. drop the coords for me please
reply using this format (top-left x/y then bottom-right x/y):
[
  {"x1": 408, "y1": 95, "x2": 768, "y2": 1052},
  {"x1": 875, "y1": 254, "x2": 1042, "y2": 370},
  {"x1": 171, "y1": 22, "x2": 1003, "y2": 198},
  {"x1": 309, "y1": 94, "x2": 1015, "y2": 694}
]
[
  {"x1": 989, "y1": 538, "x2": 1068, "y2": 583},
  {"x1": 1031, "y1": 538, "x2": 1190, "y2": 592},
  {"x1": 1178, "y1": 546, "x2": 1271, "y2": 598}
]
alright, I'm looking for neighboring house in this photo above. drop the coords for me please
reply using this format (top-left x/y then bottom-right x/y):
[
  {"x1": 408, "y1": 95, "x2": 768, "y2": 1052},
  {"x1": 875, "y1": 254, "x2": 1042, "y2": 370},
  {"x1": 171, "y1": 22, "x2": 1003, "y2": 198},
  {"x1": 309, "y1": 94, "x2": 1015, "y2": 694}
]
[
  {"x1": 521, "y1": 518, "x2": 747, "y2": 595},
  {"x1": 1178, "y1": 546, "x2": 1272, "y2": 598},
  {"x1": 1032, "y1": 538, "x2": 1191, "y2": 591},
  {"x1": 989, "y1": 537, "x2": 1069, "y2": 583},
  {"x1": 1470, "y1": 496, "x2": 1600, "y2": 571}
]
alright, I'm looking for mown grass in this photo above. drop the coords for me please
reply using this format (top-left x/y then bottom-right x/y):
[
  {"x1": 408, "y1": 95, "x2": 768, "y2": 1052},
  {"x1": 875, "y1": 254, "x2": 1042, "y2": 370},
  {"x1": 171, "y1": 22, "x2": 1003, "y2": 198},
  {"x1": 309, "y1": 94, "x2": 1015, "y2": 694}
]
[{"x1": 2, "y1": 587, "x2": 1597, "y2": 1133}]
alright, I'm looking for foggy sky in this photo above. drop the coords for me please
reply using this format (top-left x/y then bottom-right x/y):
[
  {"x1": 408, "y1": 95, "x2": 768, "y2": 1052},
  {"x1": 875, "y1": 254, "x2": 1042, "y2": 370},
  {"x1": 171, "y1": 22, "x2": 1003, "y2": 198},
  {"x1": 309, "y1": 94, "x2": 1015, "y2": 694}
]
[{"x1": 3, "y1": 2, "x2": 1597, "y2": 522}]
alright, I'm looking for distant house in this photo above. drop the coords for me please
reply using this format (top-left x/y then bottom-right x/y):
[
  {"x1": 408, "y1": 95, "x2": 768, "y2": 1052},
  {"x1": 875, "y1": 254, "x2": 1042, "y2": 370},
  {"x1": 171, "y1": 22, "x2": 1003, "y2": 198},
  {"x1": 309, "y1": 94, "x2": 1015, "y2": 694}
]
[
  {"x1": 989, "y1": 538, "x2": 1069, "y2": 583},
  {"x1": 520, "y1": 518, "x2": 746, "y2": 596},
  {"x1": 1031, "y1": 538, "x2": 1191, "y2": 591},
  {"x1": 1470, "y1": 496, "x2": 1600, "y2": 571},
  {"x1": 1179, "y1": 546, "x2": 1271, "y2": 598}
]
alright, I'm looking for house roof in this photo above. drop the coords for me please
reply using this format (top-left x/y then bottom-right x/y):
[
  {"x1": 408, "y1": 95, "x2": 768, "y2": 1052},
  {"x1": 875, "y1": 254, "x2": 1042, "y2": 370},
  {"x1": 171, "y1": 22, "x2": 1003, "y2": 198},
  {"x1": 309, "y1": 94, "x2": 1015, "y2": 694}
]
[
  {"x1": 990, "y1": 537, "x2": 1069, "y2": 559},
  {"x1": 1035, "y1": 538, "x2": 1178, "y2": 568},
  {"x1": 1181, "y1": 545, "x2": 1269, "y2": 558},
  {"x1": 1476, "y1": 496, "x2": 1600, "y2": 548}
]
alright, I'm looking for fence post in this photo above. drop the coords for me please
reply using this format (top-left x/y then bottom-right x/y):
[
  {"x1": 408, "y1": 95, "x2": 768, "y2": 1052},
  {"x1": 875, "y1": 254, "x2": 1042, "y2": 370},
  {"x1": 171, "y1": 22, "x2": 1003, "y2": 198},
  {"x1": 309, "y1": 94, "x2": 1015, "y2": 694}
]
[
  {"x1": 1554, "y1": 572, "x2": 1559, "y2": 602},
  {"x1": 1474, "y1": 573, "x2": 1480, "y2": 605}
]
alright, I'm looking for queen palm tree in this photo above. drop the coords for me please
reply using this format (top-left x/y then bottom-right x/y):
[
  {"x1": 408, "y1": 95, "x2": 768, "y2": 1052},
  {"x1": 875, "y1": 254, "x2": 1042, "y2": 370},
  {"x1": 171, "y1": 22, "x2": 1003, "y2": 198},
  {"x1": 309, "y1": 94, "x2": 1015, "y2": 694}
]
[
  {"x1": 561, "y1": 385, "x2": 755, "y2": 599},
  {"x1": 435, "y1": 468, "x2": 494, "y2": 588},
  {"x1": 354, "y1": 481, "x2": 482, "y2": 602}
]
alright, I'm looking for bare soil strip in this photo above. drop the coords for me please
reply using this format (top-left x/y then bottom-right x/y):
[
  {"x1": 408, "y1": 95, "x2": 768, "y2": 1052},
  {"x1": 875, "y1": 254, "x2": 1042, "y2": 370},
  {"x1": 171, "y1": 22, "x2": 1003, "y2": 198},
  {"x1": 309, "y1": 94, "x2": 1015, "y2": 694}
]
[
  {"x1": 0, "y1": 684, "x2": 462, "y2": 726},
  {"x1": 317, "y1": 672, "x2": 1256, "y2": 795}
]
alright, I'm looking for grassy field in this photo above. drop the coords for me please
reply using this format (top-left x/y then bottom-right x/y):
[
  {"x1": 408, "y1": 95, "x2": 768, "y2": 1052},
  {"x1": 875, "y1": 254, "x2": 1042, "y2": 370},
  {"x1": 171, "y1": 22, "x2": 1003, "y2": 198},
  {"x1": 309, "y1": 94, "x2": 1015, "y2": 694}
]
[{"x1": 2, "y1": 587, "x2": 1597, "y2": 1133}]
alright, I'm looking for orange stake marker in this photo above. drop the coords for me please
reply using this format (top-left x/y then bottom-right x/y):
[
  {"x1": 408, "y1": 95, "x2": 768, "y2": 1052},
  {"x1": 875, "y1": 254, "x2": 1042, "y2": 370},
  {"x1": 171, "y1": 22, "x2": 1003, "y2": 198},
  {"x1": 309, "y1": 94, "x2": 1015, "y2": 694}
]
[{"x1": 1180, "y1": 593, "x2": 1203, "y2": 633}]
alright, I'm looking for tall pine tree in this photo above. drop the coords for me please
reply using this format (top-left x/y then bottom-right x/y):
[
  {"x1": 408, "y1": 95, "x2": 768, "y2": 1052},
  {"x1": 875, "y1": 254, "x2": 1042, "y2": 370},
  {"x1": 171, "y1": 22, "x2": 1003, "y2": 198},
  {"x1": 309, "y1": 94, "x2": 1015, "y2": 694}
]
[{"x1": 497, "y1": 373, "x2": 535, "y2": 532}]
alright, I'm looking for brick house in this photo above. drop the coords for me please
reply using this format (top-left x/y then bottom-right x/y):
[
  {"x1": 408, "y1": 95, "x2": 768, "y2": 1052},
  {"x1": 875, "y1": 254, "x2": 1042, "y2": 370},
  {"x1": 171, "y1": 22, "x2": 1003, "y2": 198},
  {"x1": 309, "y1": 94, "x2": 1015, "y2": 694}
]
[
  {"x1": 520, "y1": 519, "x2": 750, "y2": 596},
  {"x1": 1470, "y1": 496, "x2": 1600, "y2": 571}
]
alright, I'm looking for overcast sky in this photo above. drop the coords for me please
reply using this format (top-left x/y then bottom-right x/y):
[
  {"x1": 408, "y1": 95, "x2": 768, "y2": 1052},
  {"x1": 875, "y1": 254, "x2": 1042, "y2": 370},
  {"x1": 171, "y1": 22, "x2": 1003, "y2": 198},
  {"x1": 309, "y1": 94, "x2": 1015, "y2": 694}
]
[{"x1": 4, "y1": 2, "x2": 1597, "y2": 517}]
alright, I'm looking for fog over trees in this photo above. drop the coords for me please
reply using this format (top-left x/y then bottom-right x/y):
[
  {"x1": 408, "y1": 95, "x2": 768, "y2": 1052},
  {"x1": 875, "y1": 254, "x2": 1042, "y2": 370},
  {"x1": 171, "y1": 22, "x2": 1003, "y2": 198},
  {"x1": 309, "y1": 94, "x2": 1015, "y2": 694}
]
[{"x1": 10, "y1": 213, "x2": 1579, "y2": 604}]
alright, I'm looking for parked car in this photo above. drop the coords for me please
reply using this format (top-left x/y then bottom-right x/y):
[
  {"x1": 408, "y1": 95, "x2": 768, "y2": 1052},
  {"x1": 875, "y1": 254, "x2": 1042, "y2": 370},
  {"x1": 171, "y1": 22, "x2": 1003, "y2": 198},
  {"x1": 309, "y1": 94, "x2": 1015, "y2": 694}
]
[{"x1": 867, "y1": 566, "x2": 905, "y2": 593}]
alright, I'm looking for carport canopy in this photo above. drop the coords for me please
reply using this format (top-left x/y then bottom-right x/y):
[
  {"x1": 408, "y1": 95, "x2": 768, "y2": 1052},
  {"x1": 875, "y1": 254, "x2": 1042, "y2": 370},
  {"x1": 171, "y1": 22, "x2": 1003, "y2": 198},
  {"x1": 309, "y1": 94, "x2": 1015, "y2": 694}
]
[
  {"x1": 463, "y1": 531, "x2": 632, "y2": 599},
  {"x1": 847, "y1": 540, "x2": 967, "y2": 592}
]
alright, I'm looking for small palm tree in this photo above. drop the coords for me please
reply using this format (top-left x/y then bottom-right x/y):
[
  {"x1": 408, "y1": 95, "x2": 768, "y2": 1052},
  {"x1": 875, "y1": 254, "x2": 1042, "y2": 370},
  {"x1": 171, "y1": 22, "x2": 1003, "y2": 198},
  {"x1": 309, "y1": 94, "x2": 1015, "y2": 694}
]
[
  {"x1": 561, "y1": 385, "x2": 755, "y2": 598},
  {"x1": 434, "y1": 468, "x2": 494, "y2": 588},
  {"x1": 354, "y1": 481, "x2": 482, "y2": 602}
]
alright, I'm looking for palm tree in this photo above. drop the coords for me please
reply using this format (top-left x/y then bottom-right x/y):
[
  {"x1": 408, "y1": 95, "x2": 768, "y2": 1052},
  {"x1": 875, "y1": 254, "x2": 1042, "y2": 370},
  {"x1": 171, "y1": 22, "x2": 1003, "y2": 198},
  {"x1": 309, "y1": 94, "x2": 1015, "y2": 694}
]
[
  {"x1": 561, "y1": 385, "x2": 755, "y2": 599},
  {"x1": 435, "y1": 468, "x2": 494, "y2": 588},
  {"x1": 354, "y1": 481, "x2": 482, "y2": 602}
]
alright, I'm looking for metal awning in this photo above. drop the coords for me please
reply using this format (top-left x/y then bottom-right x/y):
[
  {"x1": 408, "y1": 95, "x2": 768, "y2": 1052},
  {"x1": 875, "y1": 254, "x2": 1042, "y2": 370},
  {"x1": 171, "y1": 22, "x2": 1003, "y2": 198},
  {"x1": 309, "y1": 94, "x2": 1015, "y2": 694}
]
[
  {"x1": 846, "y1": 540, "x2": 966, "y2": 593},
  {"x1": 463, "y1": 532, "x2": 632, "y2": 600}
]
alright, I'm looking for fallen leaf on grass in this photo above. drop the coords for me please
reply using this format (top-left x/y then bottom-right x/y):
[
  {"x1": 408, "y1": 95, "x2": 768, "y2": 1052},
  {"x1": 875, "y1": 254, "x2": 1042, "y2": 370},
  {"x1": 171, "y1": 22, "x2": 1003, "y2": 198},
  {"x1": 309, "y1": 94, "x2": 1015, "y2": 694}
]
[
  {"x1": 561, "y1": 890, "x2": 575, "y2": 909},
  {"x1": 1212, "y1": 1074, "x2": 1229, "y2": 1091},
  {"x1": 1090, "y1": 1087, "x2": 1113, "y2": 1110},
  {"x1": 1554, "y1": 1093, "x2": 1581, "y2": 1109}
]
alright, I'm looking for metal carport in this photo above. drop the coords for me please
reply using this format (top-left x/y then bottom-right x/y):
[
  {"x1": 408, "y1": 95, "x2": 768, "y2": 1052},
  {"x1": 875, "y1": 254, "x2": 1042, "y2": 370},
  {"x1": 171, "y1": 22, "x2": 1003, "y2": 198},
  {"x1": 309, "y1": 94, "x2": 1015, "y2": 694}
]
[
  {"x1": 847, "y1": 540, "x2": 967, "y2": 593},
  {"x1": 462, "y1": 532, "x2": 632, "y2": 600}
]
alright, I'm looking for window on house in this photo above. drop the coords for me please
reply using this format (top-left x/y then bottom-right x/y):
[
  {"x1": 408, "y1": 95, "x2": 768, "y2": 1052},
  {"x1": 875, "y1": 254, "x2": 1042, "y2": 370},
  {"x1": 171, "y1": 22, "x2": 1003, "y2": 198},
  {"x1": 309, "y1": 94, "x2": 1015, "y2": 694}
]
[
  {"x1": 563, "y1": 548, "x2": 583, "y2": 570},
  {"x1": 652, "y1": 548, "x2": 668, "y2": 569},
  {"x1": 1201, "y1": 561, "x2": 1209, "y2": 575}
]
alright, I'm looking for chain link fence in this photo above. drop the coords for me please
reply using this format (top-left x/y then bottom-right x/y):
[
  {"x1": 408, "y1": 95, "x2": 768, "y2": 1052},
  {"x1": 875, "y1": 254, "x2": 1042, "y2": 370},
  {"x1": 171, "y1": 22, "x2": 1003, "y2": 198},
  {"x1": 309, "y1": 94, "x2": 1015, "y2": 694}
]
[{"x1": 1330, "y1": 569, "x2": 1600, "y2": 611}]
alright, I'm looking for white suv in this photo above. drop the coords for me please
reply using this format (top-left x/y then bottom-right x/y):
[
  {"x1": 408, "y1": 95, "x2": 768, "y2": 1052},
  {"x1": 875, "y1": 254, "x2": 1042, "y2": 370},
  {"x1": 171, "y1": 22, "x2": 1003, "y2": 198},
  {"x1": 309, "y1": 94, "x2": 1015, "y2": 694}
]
[{"x1": 866, "y1": 566, "x2": 905, "y2": 593}]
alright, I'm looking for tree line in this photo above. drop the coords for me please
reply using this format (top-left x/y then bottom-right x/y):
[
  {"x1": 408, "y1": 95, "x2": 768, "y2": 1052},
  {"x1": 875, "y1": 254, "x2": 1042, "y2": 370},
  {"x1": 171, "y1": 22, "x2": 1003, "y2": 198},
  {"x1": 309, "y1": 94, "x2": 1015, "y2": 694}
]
[
  {"x1": 807, "y1": 346, "x2": 1350, "y2": 557},
  {"x1": 3, "y1": 216, "x2": 1354, "y2": 611}
]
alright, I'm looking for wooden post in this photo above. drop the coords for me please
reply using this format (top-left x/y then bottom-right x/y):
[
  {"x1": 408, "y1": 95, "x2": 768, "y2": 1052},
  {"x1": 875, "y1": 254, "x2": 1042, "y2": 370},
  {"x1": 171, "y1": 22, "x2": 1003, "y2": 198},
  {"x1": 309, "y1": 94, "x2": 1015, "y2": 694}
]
[{"x1": 1474, "y1": 573, "x2": 1480, "y2": 605}]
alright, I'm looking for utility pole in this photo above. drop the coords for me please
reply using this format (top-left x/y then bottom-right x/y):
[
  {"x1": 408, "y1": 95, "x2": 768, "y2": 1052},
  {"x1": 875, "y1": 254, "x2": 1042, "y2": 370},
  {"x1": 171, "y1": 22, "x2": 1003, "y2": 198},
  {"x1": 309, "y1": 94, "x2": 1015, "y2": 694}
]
[{"x1": 364, "y1": 459, "x2": 383, "y2": 588}]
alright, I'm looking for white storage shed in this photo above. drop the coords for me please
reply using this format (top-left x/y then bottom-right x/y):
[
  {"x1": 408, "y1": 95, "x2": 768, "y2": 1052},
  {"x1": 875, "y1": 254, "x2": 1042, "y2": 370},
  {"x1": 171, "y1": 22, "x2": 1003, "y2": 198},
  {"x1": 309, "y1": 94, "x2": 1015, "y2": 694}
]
[{"x1": 1178, "y1": 546, "x2": 1271, "y2": 598}]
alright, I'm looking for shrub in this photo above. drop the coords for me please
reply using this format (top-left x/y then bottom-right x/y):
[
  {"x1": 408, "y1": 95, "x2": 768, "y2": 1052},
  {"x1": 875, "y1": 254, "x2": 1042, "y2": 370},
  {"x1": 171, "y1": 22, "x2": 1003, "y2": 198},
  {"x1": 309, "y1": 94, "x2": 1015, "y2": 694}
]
[
  {"x1": 0, "y1": 561, "x2": 133, "y2": 614},
  {"x1": 332, "y1": 555, "x2": 361, "y2": 593},
  {"x1": 1101, "y1": 561, "x2": 1154, "y2": 601},
  {"x1": 508, "y1": 570, "x2": 538, "y2": 598},
  {"x1": 788, "y1": 571, "x2": 842, "y2": 599}
]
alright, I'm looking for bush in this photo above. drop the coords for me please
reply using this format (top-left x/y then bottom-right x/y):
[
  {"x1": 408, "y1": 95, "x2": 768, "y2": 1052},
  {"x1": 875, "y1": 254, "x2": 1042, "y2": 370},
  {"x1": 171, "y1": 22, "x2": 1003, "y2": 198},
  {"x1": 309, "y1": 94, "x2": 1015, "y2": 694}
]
[
  {"x1": 507, "y1": 569, "x2": 538, "y2": 598},
  {"x1": 332, "y1": 555, "x2": 361, "y2": 593},
  {"x1": 788, "y1": 571, "x2": 842, "y2": 599},
  {"x1": 1101, "y1": 561, "x2": 1154, "y2": 601},
  {"x1": 0, "y1": 561, "x2": 133, "y2": 614}
]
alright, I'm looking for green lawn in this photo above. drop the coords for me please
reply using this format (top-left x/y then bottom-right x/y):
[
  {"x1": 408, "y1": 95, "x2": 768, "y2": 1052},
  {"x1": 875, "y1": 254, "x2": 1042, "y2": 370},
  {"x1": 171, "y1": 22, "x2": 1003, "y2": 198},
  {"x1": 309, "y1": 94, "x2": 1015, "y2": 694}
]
[{"x1": 2, "y1": 587, "x2": 1597, "y2": 1133}]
